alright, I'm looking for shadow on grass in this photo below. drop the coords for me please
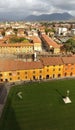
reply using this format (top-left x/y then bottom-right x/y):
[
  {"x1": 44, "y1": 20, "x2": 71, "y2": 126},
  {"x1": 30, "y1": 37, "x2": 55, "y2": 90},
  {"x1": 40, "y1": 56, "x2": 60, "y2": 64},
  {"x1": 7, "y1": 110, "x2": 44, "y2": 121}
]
[
  {"x1": 0, "y1": 97, "x2": 21, "y2": 130},
  {"x1": 56, "y1": 89, "x2": 65, "y2": 98}
]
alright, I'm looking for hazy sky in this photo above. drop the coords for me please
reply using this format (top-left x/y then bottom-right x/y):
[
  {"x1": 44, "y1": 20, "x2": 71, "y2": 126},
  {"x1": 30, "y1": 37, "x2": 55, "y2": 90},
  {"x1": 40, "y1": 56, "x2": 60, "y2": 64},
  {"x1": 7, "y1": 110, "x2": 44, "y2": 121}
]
[{"x1": 0, "y1": 0, "x2": 75, "y2": 16}]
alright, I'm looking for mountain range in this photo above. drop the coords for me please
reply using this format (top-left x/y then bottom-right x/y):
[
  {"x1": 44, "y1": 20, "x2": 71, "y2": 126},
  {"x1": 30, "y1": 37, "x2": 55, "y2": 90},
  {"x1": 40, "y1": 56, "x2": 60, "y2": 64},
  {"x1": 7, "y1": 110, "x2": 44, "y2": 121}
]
[
  {"x1": 0, "y1": 12, "x2": 74, "y2": 22},
  {"x1": 25, "y1": 12, "x2": 74, "y2": 21}
]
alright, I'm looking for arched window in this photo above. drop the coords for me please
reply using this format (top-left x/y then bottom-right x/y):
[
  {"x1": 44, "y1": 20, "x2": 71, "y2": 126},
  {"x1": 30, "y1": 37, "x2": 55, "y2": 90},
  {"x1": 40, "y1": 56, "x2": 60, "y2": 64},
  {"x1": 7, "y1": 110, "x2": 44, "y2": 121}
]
[
  {"x1": 5, "y1": 79, "x2": 8, "y2": 82},
  {"x1": 64, "y1": 73, "x2": 67, "y2": 77},
  {"x1": 58, "y1": 74, "x2": 61, "y2": 78},
  {"x1": 53, "y1": 74, "x2": 55, "y2": 78},
  {"x1": 70, "y1": 72, "x2": 73, "y2": 76},
  {"x1": 46, "y1": 75, "x2": 49, "y2": 79},
  {"x1": 39, "y1": 75, "x2": 42, "y2": 79},
  {"x1": 33, "y1": 76, "x2": 36, "y2": 80}
]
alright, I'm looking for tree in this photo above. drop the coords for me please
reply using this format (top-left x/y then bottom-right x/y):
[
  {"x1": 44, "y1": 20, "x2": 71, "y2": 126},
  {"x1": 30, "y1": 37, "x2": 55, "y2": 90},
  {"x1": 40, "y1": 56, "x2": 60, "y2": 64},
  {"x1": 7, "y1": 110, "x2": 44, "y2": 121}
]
[
  {"x1": 9, "y1": 36, "x2": 29, "y2": 43},
  {"x1": 45, "y1": 28, "x2": 49, "y2": 35},
  {"x1": 63, "y1": 38, "x2": 75, "y2": 52},
  {"x1": 66, "y1": 39, "x2": 75, "y2": 46},
  {"x1": 45, "y1": 27, "x2": 55, "y2": 35}
]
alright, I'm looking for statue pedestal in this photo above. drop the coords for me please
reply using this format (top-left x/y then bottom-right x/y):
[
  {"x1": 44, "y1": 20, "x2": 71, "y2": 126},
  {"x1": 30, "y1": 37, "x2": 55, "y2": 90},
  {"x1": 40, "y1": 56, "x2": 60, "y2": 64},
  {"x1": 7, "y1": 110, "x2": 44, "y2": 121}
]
[{"x1": 63, "y1": 96, "x2": 71, "y2": 104}]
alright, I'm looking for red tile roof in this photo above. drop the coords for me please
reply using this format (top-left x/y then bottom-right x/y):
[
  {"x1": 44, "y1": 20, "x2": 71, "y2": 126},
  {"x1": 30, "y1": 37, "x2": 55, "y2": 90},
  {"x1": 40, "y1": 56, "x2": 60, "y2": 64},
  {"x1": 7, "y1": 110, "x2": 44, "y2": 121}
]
[
  {"x1": 40, "y1": 57, "x2": 63, "y2": 66},
  {"x1": 30, "y1": 36, "x2": 41, "y2": 43},
  {"x1": 1, "y1": 57, "x2": 75, "y2": 72},
  {"x1": 0, "y1": 43, "x2": 33, "y2": 47},
  {"x1": 41, "y1": 34, "x2": 60, "y2": 48},
  {"x1": 0, "y1": 59, "x2": 43, "y2": 72},
  {"x1": 62, "y1": 57, "x2": 75, "y2": 64}
]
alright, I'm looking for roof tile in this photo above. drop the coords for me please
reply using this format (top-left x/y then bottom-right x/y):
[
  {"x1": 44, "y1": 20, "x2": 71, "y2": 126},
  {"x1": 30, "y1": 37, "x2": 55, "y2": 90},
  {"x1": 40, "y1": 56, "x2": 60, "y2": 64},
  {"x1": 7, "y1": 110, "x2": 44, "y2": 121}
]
[
  {"x1": 0, "y1": 60, "x2": 43, "y2": 72},
  {"x1": 41, "y1": 34, "x2": 60, "y2": 48}
]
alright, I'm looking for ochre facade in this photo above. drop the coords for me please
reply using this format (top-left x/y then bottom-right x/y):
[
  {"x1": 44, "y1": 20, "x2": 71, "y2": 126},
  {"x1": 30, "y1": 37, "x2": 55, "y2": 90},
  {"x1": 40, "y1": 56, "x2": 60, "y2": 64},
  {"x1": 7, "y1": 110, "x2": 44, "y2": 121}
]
[
  {"x1": 0, "y1": 43, "x2": 34, "y2": 54},
  {"x1": 0, "y1": 56, "x2": 75, "y2": 83},
  {"x1": 43, "y1": 65, "x2": 63, "y2": 79}
]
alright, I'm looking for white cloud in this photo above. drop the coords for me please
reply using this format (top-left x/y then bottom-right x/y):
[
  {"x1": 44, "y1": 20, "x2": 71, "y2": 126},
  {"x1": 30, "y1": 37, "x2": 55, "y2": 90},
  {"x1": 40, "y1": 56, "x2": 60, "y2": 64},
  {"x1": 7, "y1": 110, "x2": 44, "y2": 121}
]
[{"x1": 0, "y1": 0, "x2": 75, "y2": 16}]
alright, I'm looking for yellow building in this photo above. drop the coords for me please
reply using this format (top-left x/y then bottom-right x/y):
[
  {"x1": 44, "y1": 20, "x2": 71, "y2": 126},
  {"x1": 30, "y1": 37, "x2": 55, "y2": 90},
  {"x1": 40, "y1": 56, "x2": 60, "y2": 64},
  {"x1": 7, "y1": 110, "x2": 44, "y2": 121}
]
[
  {"x1": 0, "y1": 57, "x2": 64, "y2": 83},
  {"x1": 32, "y1": 36, "x2": 42, "y2": 52},
  {"x1": 0, "y1": 59, "x2": 43, "y2": 82},
  {"x1": 1, "y1": 56, "x2": 75, "y2": 83},
  {"x1": 41, "y1": 57, "x2": 63, "y2": 79},
  {"x1": 0, "y1": 36, "x2": 42, "y2": 54},
  {"x1": 0, "y1": 43, "x2": 34, "y2": 54},
  {"x1": 62, "y1": 56, "x2": 75, "y2": 77}
]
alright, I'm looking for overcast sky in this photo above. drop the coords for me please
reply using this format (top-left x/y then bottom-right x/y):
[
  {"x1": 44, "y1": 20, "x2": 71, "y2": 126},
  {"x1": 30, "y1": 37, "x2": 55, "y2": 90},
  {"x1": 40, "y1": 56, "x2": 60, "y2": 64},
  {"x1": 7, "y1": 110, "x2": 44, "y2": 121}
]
[{"x1": 0, "y1": 0, "x2": 75, "y2": 17}]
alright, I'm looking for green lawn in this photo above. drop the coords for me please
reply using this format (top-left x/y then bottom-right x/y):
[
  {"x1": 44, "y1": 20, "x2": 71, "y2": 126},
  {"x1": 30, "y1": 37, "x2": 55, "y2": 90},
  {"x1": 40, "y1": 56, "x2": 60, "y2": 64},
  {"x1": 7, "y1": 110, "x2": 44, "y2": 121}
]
[{"x1": 0, "y1": 79, "x2": 75, "y2": 130}]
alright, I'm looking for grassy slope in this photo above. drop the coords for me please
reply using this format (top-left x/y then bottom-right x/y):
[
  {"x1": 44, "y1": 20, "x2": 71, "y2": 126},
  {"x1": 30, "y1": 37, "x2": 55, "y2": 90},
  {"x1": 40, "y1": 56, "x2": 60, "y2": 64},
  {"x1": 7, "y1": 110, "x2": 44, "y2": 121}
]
[{"x1": 0, "y1": 79, "x2": 75, "y2": 130}]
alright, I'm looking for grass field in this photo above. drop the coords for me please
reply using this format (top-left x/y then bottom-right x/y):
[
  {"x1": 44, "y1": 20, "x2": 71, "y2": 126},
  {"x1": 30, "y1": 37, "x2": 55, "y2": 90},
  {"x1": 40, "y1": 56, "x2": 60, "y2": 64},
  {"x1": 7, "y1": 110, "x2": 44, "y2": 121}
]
[{"x1": 0, "y1": 79, "x2": 75, "y2": 130}]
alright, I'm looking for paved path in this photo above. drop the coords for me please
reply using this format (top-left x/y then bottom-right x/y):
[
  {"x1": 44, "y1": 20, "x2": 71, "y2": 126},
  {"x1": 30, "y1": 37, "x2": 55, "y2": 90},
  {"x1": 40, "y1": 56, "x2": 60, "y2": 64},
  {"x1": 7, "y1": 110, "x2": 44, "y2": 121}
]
[{"x1": 0, "y1": 83, "x2": 12, "y2": 118}]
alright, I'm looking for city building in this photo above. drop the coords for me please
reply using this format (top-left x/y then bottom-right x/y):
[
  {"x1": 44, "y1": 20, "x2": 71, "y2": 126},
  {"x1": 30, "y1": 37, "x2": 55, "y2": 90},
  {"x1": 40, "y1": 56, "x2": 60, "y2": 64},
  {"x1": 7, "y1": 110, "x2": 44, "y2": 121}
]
[
  {"x1": 41, "y1": 34, "x2": 60, "y2": 54},
  {"x1": 62, "y1": 57, "x2": 75, "y2": 77},
  {"x1": 0, "y1": 43, "x2": 34, "y2": 54},
  {"x1": 31, "y1": 36, "x2": 42, "y2": 52},
  {"x1": 57, "y1": 27, "x2": 68, "y2": 36},
  {"x1": 0, "y1": 56, "x2": 75, "y2": 83},
  {"x1": 41, "y1": 57, "x2": 63, "y2": 79}
]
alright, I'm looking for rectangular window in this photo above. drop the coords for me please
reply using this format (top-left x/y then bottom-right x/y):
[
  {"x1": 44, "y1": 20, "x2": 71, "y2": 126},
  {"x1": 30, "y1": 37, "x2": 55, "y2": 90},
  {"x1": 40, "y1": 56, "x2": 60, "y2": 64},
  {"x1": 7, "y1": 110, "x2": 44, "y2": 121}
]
[
  {"x1": 33, "y1": 71, "x2": 35, "y2": 74},
  {"x1": 0, "y1": 74, "x2": 2, "y2": 77},
  {"x1": 17, "y1": 72, "x2": 20, "y2": 75},
  {"x1": 25, "y1": 72, "x2": 27, "y2": 74},
  {"x1": 10, "y1": 78, "x2": 12, "y2": 81},
  {"x1": 59, "y1": 68, "x2": 61, "y2": 71},
  {"x1": 25, "y1": 76, "x2": 27, "y2": 79},
  {"x1": 9, "y1": 73, "x2": 12, "y2": 76},
  {"x1": 39, "y1": 70, "x2": 42, "y2": 73},
  {"x1": 47, "y1": 69, "x2": 49, "y2": 72},
  {"x1": 18, "y1": 77, "x2": 20, "y2": 80}
]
